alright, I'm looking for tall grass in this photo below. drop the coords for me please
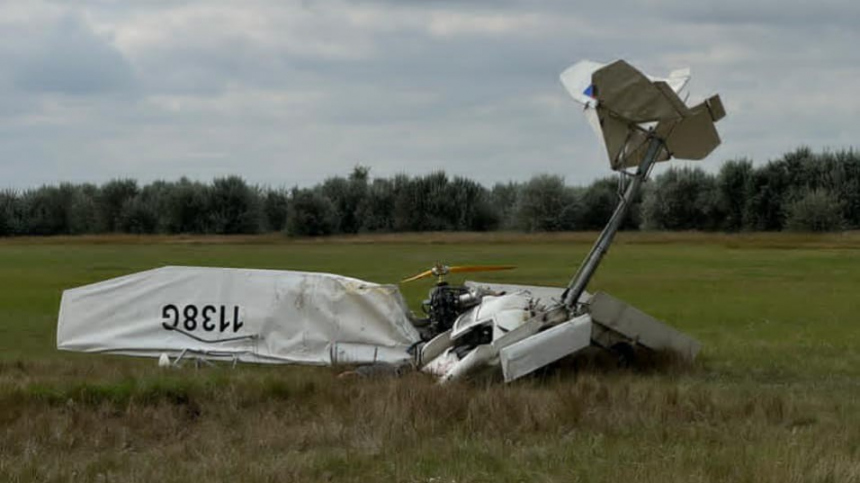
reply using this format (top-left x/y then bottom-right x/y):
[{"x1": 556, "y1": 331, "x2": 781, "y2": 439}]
[
  {"x1": 1, "y1": 362, "x2": 858, "y2": 482},
  {"x1": 2, "y1": 235, "x2": 860, "y2": 481}
]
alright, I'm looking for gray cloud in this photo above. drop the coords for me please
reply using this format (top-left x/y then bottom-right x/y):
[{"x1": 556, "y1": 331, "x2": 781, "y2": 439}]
[
  {"x1": 13, "y1": 15, "x2": 135, "y2": 95},
  {"x1": 0, "y1": 0, "x2": 857, "y2": 189}
]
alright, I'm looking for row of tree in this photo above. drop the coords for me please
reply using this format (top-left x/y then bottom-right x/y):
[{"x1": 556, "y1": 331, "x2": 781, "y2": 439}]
[
  {"x1": 0, "y1": 147, "x2": 856, "y2": 237},
  {"x1": 642, "y1": 148, "x2": 857, "y2": 232}
]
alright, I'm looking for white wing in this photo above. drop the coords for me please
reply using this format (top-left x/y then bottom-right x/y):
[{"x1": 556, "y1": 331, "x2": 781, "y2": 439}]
[
  {"x1": 559, "y1": 60, "x2": 605, "y2": 107},
  {"x1": 58, "y1": 266, "x2": 421, "y2": 365}
]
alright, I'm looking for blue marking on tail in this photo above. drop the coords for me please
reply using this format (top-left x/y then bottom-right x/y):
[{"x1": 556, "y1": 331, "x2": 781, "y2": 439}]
[{"x1": 583, "y1": 85, "x2": 595, "y2": 98}]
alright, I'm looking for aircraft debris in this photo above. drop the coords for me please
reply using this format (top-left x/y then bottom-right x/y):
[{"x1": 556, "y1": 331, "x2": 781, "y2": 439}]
[{"x1": 57, "y1": 59, "x2": 723, "y2": 382}]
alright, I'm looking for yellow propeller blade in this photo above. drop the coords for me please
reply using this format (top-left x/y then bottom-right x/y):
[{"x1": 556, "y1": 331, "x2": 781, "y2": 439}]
[
  {"x1": 447, "y1": 265, "x2": 516, "y2": 274},
  {"x1": 400, "y1": 265, "x2": 516, "y2": 283},
  {"x1": 400, "y1": 269, "x2": 435, "y2": 283}
]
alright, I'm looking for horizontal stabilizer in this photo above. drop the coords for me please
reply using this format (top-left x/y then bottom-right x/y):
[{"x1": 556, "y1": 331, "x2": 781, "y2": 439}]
[
  {"x1": 589, "y1": 291, "x2": 701, "y2": 360},
  {"x1": 662, "y1": 101, "x2": 722, "y2": 160},
  {"x1": 560, "y1": 59, "x2": 725, "y2": 170}
]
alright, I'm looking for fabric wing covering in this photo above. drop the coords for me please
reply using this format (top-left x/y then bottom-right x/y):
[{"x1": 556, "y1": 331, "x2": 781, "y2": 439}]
[
  {"x1": 57, "y1": 266, "x2": 421, "y2": 365},
  {"x1": 559, "y1": 59, "x2": 724, "y2": 171}
]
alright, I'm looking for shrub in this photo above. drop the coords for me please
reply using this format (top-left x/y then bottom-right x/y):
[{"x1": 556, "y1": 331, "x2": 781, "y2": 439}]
[
  {"x1": 784, "y1": 188, "x2": 845, "y2": 232},
  {"x1": 207, "y1": 176, "x2": 262, "y2": 234},
  {"x1": 742, "y1": 161, "x2": 791, "y2": 231},
  {"x1": 98, "y1": 179, "x2": 139, "y2": 233},
  {"x1": 262, "y1": 188, "x2": 290, "y2": 232},
  {"x1": 285, "y1": 188, "x2": 337, "y2": 237},
  {"x1": 716, "y1": 159, "x2": 753, "y2": 232},
  {"x1": 391, "y1": 174, "x2": 420, "y2": 232},
  {"x1": 0, "y1": 190, "x2": 23, "y2": 236},
  {"x1": 120, "y1": 195, "x2": 160, "y2": 234},
  {"x1": 490, "y1": 182, "x2": 520, "y2": 230},
  {"x1": 357, "y1": 178, "x2": 396, "y2": 233},
  {"x1": 392, "y1": 172, "x2": 458, "y2": 232},
  {"x1": 577, "y1": 177, "x2": 642, "y2": 230},
  {"x1": 67, "y1": 184, "x2": 101, "y2": 234},
  {"x1": 19, "y1": 185, "x2": 75, "y2": 235},
  {"x1": 447, "y1": 177, "x2": 499, "y2": 231},
  {"x1": 513, "y1": 174, "x2": 579, "y2": 232},
  {"x1": 641, "y1": 167, "x2": 723, "y2": 231},
  {"x1": 813, "y1": 150, "x2": 860, "y2": 228},
  {"x1": 163, "y1": 178, "x2": 210, "y2": 234},
  {"x1": 320, "y1": 166, "x2": 370, "y2": 235}
]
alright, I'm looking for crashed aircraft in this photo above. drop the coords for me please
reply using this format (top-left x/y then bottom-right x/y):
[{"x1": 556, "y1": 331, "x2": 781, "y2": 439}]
[{"x1": 57, "y1": 59, "x2": 725, "y2": 382}]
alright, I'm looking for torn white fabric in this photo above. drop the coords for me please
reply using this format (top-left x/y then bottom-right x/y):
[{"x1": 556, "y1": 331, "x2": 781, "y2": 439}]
[{"x1": 57, "y1": 266, "x2": 421, "y2": 365}]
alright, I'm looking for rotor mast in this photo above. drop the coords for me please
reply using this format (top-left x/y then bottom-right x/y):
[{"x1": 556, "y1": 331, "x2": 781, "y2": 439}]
[{"x1": 562, "y1": 136, "x2": 663, "y2": 310}]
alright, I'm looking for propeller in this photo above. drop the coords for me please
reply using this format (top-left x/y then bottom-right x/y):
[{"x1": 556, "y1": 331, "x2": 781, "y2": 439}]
[{"x1": 400, "y1": 262, "x2": 516, "y2": 284}]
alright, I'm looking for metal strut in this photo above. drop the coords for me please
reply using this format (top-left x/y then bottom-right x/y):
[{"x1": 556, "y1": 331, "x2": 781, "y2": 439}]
[{"x1": 562, "y1": 136, "x2": 664, "y2": 310}]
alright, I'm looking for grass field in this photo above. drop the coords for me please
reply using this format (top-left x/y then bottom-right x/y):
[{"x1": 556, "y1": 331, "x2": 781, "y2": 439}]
[{"x1": 1, "y1": 232, "x2": 859, "y2": 482}]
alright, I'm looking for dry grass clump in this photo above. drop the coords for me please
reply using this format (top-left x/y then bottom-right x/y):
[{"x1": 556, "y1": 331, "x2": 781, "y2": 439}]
[{"x1": 1, "y1": 360, "x2": 858, "y2": 482}]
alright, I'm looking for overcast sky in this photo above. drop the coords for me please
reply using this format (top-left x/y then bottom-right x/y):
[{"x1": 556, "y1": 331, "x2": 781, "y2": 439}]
[{"x1": 1, "y1": 0, "x2": 858, "y2": 189}]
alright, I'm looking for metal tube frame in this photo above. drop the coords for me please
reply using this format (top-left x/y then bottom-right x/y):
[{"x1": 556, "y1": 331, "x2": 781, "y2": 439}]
[{"x1": 562, "y1": 136, "x2": 664, "y2": 310}]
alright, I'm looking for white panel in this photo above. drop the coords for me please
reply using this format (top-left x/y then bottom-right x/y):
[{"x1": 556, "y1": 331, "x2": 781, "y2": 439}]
[
  {"x1": 450, "y1": 293, "x2": 530, "y2": 341},
  {"x1": 559, "y1": 59, "x2": 604, "y2": 107},
  {"x1": 464, "y1": 281, "x2": 585, "y2": 306},
  {"x1": 500, "y1": 315, "x2": 593, "y2": 383},
  {"x1": 584, "y1": 107, "x2": 610, "y2": 162},
  {"x1": 588, "y1": 291, "x2": 701, "y2": 359},
  {"x1": 419, "y1": 329, "x2": 453, "y2": 366},
  {"x1": 665, "y1": 67, "x2": 691, "y2": 95}
]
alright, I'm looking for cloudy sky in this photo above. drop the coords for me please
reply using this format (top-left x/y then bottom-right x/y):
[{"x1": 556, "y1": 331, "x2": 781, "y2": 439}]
[{"x1": 1, "y1": 0, "x2": 858, "y2": 189}]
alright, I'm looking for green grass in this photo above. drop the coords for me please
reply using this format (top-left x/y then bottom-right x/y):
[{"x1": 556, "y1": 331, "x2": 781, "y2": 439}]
[{"x1": 1, "y1": 232, "x2": 860, "y2": 482}]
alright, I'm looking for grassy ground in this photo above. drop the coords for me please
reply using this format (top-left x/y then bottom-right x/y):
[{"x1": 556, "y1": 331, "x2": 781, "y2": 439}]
[{"x1": 1, "y1": 232, "x2": 859, "y2": 482}]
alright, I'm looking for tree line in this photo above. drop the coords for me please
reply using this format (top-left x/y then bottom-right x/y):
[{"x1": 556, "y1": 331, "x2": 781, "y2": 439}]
[{"x1": 0, "y1": 147, "x2": 856, "y2": 237}]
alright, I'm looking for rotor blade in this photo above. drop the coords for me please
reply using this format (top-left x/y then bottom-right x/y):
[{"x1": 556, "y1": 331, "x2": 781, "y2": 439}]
[
  {"x1": 448, "y1": 265, "x2": 516, "y2": 274},
  {"x1": 400, "y1": 269, "x2": 435, "y2": 283}
]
